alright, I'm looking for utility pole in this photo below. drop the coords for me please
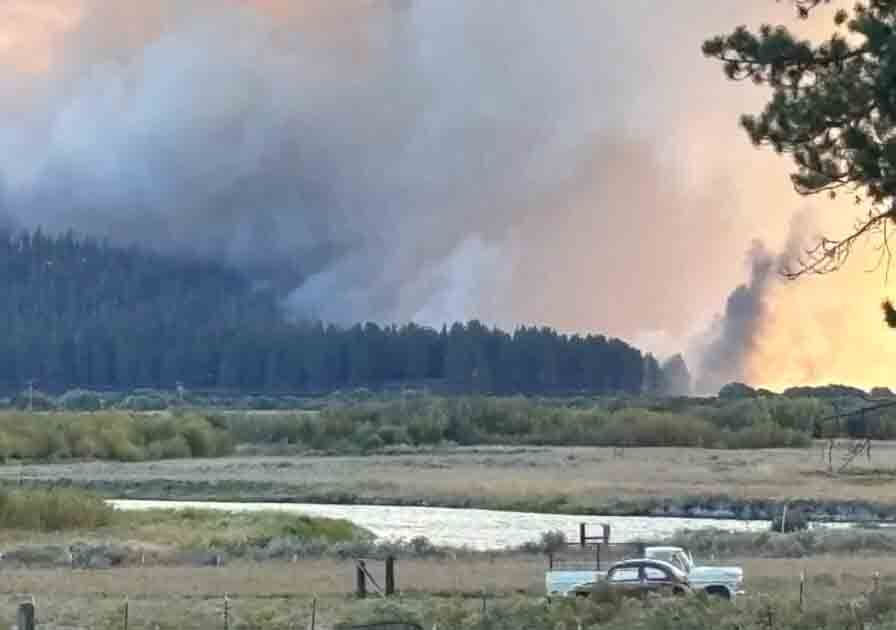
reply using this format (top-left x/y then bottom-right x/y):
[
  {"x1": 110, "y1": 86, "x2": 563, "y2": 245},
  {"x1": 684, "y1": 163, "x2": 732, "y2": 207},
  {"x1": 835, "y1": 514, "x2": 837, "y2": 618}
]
[{"x1": 26, "y1": 379, "x2": 35, "y2": 413}]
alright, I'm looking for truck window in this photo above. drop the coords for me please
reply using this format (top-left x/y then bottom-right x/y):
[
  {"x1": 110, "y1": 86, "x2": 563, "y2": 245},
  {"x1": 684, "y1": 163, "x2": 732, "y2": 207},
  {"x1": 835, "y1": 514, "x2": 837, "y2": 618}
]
[
  {"x1": 666, "y1": 553, "x2": 687, "y2": 571},
  {"x1": 609, "y1": 567, "x2": 639, "y2": 582},
  {"x1": 644, "y1": 567, "x2": 669, "y2": 581},
  {"x1": 673, "y1": 552, "x2": 693, "y2": 572}
]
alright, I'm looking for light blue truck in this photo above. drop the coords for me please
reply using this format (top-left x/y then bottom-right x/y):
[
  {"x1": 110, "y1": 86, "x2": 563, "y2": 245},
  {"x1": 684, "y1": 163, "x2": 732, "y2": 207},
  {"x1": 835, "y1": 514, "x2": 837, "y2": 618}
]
[{"x1": 546, "y1": 545, "x2": 745, "y2": 601}]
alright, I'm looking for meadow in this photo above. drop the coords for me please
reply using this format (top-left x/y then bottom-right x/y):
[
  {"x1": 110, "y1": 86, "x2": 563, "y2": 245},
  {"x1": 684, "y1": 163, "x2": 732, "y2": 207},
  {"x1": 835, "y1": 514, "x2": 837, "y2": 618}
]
[
  {"x1": 8, "y1": 443, "x2": 896, "y2": 517},
  {"x1": 0, "y1": 544, "x2": 893, "y2": 629},
  {"x1": 0, "y1": 490, "x2": 895, "y2": 628}
]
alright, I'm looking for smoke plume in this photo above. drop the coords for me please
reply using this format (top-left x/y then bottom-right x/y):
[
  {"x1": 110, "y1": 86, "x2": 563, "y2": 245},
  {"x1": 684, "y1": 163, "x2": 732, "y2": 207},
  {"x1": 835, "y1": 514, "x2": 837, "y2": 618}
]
[
  {"x1": 0, "y1": 1, "x2": 811, "y2": 332},
  {"x1": 693, "y1": 211, "x2": 819, "y2": 394},
  {"x1": 695, "y1": 242, "x2": 777, "y2": 395},
  {"x1": 9, "y1": 0, "x2": 896, "y2": 394}
]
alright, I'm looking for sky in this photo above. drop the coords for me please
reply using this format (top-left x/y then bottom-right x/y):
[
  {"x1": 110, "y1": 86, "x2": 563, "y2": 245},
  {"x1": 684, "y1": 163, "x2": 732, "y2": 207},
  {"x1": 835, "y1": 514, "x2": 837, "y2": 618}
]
[{"x1": 1, "y1": 0, "x2": 893, "y2": 392}]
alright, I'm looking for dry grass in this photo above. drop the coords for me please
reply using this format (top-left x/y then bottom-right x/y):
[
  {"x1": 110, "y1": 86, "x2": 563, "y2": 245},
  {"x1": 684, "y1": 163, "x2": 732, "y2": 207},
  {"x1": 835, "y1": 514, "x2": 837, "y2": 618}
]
[
  {"x1": 5, "y1": 444, "x2": 896, "y2": 509},
  {"x1": 0, "y1": 553, "x2": 887, "y2": 599},
  {"x1": 0, "y1": 553, "x2": 889, "y2": 629},
  {"x1": 0, "y1": 509, "x2": 367, "y2": 559}
]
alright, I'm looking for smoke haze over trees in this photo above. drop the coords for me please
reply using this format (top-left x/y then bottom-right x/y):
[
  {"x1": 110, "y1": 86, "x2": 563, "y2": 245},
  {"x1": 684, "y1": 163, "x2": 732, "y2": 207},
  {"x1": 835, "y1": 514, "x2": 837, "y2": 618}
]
[
  {"x1": 5, "y1": 2, "x2": 896, "y2": 391},
  {"x1": 0, "y1": 230, "x2": 666, "y2": 395}
]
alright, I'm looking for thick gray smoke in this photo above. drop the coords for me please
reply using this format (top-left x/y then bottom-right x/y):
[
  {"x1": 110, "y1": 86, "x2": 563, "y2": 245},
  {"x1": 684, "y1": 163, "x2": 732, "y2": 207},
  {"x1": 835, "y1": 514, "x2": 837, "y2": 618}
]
[
  {"x1": 1, "y1": 0, "x2": 633, "y2": 323},
  {"x1": 0, "y1": 1, "x2": 838, "y2": 344},
  {"x1": 693, "y1": 212, "x2": 815, "y2": 394},
  {"x1": 695, "y1": 242, "x2": 777, "y2": 395}
]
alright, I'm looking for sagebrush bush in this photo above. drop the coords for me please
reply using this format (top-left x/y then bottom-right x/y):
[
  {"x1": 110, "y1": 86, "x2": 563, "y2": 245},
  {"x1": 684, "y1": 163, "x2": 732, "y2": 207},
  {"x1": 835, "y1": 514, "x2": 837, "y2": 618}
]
[
  {"x1": 0, "y1": 411, "x2": 233, "y2": 462},
  {"x1": 11, "y1": 390, "x2": 56, "y2": 411},
  {"x1": 340, "y1": 591, "x2": 896, "y2": 630},
  {"x1": 285, "y1": 397, "x2": 814, "y2": 452},
  {"x1": 664, "y1": 527, "x2": 896, "y2": 559},
  {"x1": 0, "y1": 392, "x2": 828, "y2": 461},
  {"x1": 0, "y1": 489, "x2": 115, "y2": 531},
  {"x1": 120, "y1": 395, "x2": 167, "y2": 411},
  {"x1": 59, "y1": 389, "x2": 103, "y2": 412}
]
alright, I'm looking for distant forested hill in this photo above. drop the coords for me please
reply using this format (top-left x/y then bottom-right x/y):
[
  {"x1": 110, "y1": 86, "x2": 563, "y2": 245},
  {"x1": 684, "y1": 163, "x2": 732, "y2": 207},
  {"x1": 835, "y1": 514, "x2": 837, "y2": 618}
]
[{"x1": 0, "y1": 229, "x2": 676, "y2": 395}]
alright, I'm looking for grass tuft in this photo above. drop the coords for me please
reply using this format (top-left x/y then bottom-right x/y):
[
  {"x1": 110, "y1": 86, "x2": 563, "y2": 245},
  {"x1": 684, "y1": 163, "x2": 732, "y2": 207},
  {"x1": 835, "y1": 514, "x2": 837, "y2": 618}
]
[{"x1": 0, "y1": 488, "x2": 115, "y2": 531}]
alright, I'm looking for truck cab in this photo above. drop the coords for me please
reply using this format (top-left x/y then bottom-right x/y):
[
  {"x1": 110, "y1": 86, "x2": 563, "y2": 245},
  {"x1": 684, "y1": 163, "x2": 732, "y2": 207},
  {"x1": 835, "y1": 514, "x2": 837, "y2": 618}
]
[
  {"x1": 546, "y1": 545, "x2": 744, "y2": 601},
  {"x1": 644, "y1": 546, "x2": 743, "y2": 601}
]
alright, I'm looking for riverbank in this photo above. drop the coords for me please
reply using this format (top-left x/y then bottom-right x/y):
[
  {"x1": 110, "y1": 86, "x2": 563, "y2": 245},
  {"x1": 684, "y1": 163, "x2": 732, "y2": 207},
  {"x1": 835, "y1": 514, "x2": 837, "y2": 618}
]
[
  {"x1": 2, "y1": 489, "x2": 896, "y2": 628},
  {"x1": 5, "y1": 446, "x2": 896, "y2": 520},
  {"x1": 7, "y1": 517, "x2": 896, "y2": 570}
]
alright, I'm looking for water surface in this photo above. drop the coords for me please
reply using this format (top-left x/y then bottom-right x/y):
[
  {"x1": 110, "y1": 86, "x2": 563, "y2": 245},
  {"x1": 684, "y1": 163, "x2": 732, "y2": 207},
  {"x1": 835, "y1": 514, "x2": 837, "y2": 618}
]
[{"x1": 111, "y1": 499, "x2": 771, "y2": 550}]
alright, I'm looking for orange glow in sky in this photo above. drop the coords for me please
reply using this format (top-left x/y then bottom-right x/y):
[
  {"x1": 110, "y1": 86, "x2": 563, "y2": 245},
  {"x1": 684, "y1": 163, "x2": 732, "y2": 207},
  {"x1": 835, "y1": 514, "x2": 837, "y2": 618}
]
[{"x1": 0, "y1": 0, "x2": 82, "y2": 72}]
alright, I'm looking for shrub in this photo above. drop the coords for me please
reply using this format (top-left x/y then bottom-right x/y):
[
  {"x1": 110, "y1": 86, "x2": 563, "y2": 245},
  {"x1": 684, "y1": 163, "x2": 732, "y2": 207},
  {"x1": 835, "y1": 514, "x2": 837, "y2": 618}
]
[
  {"x1": 771, "y1": 507, "x2": 810, "y2": 533},
  {"x1": 59, "y1": 389, "x2": 103, "y2": 412},
  {"x1": 181, "y1": 418, "x2": 216, "y2": 457},
  {"x1": 146, "y1": 435, "x2": 192, "y2": 460},
  {"x1": 12, "y1": 390, "x2": 56, "y2": 411},
  {"x1": 539, "y1": 530, "x2": 568, "y2": 553},
  {"x1": 120, "y1": 395, "x2": 167, "y2": 411},
  {"x1": 377, "y1": 424, "x2": 410, "y2": 445},
  {"x1": 725, "y1": 423, "x2": 811, "y2": 449},
  {"x1": 0, "y1": 489, "x2": 115, "y2": 531},
  {"x1": 718, "y1": 382, "x2": 758, "y2": 399},
  {"x1": 594, "y1": 409, "x2": 716, "y2": 447}
]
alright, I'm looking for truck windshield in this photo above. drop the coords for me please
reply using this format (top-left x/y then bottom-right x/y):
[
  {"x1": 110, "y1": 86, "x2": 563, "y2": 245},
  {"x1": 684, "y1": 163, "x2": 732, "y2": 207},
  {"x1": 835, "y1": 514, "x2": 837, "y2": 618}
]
[{"x1": 650, "y1": 551, "x2": 691, "y2": 572}]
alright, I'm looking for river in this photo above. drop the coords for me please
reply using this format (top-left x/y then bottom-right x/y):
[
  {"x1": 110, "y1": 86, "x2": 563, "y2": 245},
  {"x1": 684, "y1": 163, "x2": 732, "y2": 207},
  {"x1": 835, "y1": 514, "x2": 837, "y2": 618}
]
[{"x1": 110, "y1": 499, "x2": 773, "y2": 550}]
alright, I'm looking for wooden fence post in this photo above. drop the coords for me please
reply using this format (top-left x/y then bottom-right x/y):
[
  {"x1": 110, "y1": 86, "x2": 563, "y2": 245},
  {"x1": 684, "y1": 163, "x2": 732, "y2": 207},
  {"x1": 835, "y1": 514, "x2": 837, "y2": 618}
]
[
  {"x1": 224, "y1": 593, "x2": 230, "y2": 630},
  {"x1": 356, "y1": 561, "x2": 367, "y2": 599},
  {"x1": 17, "y1": 602, "x2": 35, "y2": 630},
  {"x1": 799, "y1": 571, "x2": 805, "y2": 612},
  {"x1": 124, "y1": 596, "x2": 130, "y2": 630},
  {"x1": 309, "y1": 597, "x2": 317, "y2": 630},
  {"x1": 579, "y1": 523, "x2": 586, "y2": 548},
  {"x1": 385, "y1": 556, "x2": 396, "y2": 596}
]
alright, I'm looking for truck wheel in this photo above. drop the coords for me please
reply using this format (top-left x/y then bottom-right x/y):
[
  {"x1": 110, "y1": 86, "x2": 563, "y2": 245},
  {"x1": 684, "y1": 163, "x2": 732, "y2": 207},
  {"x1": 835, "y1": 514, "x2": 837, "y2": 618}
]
[{"x1": 704, "y1": 586, "x2": 731, "y2": 600}]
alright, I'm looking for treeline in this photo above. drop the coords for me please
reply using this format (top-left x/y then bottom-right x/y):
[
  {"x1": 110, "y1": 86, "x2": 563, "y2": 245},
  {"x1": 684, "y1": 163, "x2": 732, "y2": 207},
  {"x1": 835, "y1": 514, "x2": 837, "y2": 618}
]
[
  {"x1": 4, "y1": 392, "x2": 894, "y2": 462},
  {"x1": 229, "y1": 392, "x2": 896, "y2": 454},
  {"x1": 246, "y1": 395, "x2": 816, "y2": 452},
  {"x1": 0, "y1": 229, "x2": 686, "y2": 396}
]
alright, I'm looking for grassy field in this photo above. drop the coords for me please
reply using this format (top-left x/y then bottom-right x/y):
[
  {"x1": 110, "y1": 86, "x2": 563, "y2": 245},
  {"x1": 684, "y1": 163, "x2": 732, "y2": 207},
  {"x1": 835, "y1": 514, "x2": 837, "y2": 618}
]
[
  {"x1": 0, "y1": 490, "x2": 895, "y2": 628},
  {"x1": 0, "y1": 553, "x2": 884, "y2": 597},
  {"x1": 0, "y1": 554, "x2": 890, "y2": 629},
  {"x1": 6, "y1": 444, "x2": 896, "y2": 515}
]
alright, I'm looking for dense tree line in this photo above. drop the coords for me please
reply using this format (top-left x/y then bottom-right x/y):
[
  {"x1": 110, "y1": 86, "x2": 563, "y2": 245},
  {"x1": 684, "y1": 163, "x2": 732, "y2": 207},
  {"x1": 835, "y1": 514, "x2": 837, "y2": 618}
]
[{"x1": 0, "y1": 230, "x2": 682, "y2": 395}]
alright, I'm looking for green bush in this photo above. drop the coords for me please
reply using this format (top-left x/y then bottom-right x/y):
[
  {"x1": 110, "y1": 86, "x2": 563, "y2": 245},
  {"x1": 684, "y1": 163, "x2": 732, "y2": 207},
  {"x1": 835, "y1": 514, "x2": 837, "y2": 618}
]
[
  {"x1": 0, "y1": 391, "x2": 832, "y2": 461},
  {"x1": 0, "y1": 489, "x2": 115, "y2": 531},
  {"x1": 340, "y1": 591, "x2": 896, "y2": 630},
  {"x1": 376, "y1": 424, "x2": 410, "y2": 445},
  {"x1": 0, "y1": 411, "x2": 234, "y2": 462},
  {"x1": 771, "y1": 507, "x2": 810, "y2": 533},
  {"x1": 146, "y1": 435, "x2": 192, "y2": 459},
  {"x1": 12, "y1": 390, "x2": 56, "y2": 411},
  {"x1": 59, "y1": 389, "x2": 103, "y2": 412},
  {"x1": 120, "y1": 395, "x2": 167, "y2": 411},
  {"x1": 593, "y1": 409, "x2": 716, "y2": 447},
  {"x1": 285, "y1": 396, "x2": 815, "y2": 452}
]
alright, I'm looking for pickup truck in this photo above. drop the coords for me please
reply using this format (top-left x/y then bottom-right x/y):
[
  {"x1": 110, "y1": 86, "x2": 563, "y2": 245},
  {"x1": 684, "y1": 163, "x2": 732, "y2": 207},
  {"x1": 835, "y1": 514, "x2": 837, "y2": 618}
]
[{"x1": 546, "y1": 545, "x2": 744, "y2": 601}]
